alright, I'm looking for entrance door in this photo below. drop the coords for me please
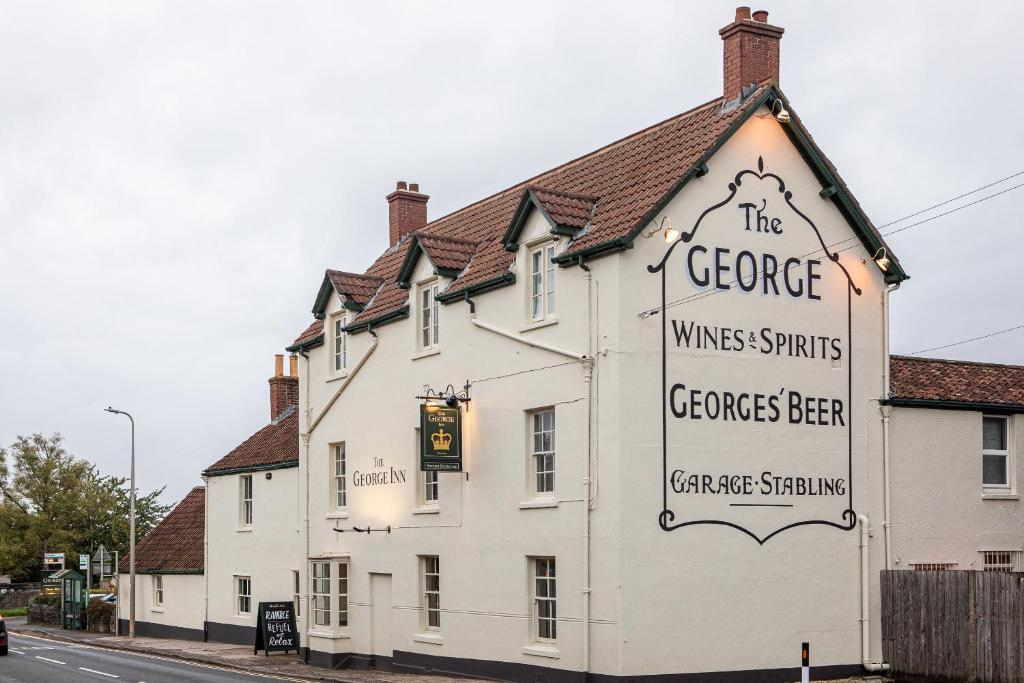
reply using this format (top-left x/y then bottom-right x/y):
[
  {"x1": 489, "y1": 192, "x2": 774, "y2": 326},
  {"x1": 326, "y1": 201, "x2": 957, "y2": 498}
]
[{"x1": 369, "y1": 573, "x2": 393, "y2": 664}]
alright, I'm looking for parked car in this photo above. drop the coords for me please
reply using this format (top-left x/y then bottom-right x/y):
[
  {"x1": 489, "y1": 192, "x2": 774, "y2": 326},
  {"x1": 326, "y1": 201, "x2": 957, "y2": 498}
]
[
  {"x1": 90, "y1": 593, "x2": 116, "y2": 605},
  {"x1": 0, "y1": 613, "x2": 8, "y2": 655}
]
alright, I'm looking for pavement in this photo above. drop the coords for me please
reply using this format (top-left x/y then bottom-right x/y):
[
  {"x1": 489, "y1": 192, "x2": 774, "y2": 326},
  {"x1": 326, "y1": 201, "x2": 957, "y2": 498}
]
[{"x1": 5, "y1": 618, "x2": 484, "y2": 683}]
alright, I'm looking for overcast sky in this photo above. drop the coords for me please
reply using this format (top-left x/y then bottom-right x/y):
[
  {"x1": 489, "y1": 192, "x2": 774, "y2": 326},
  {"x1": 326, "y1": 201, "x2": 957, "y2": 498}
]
[{"x1": 2, "y1": 1, "x2": 1022, "y2": 507}]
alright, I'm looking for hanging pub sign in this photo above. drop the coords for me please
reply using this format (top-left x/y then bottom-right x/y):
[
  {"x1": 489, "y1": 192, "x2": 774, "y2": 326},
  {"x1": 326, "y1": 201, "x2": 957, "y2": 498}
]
[
  {"x1": 420, "y1": 403, "x2": 463, "y2": 472},
  {"x1": 254, "y1": 601, "x2": 298, "y2": 655}
]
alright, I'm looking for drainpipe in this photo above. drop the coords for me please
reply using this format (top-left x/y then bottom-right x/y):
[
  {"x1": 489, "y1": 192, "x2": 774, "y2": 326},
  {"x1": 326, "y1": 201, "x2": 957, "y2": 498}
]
[
  {"x1": 202, "y1": 474, "x2": 209, "y2": 641},
  {"x1": 307, "y1": 328, "x2": 379, "y2": 434},
  {"x1": 879, "y1": 282, "x2": 899, "y2": 570},
  {"x1": 579, "y1": 258, "x2": 594, "y2": 681},
  {"x1": 468, "y1": 313, "x2": 586, "y2": 361},
  {"x1": 300, "y1": 348, "x2": 311, "y2": 658},
  {"x1": 858, "y1": 514, "x2": 889, "y2": 673}
]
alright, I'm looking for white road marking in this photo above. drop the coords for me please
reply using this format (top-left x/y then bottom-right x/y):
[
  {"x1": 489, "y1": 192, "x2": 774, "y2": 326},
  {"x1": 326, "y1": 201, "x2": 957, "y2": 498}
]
[
  {"x1": 9, "y1": 647, "x2": 25, "y2": 653},
  {"x1": 35, "y1": 655, "x2": 67, "y2": 665},
  {"x1": 78, "y1": 667, "x2": 120, "y2": 678}
]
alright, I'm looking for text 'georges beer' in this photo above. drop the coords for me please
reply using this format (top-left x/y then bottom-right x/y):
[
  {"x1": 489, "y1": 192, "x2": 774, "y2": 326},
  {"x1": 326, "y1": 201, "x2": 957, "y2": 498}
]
[{"x1": 647, "y1": 156, "x2": 862, "y2": 544}]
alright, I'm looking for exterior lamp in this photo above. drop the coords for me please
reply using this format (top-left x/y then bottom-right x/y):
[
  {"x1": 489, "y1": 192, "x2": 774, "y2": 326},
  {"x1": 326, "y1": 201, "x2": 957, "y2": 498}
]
[
  {"x1": 872, "y1": 247, "x2": 890, "y2": 272},
  {"x1": 770, "y1": 99, "x2": 790, "y2": 123},
  {"x1": 643, "y1": 216, "x2": 680, "y2": 244}
]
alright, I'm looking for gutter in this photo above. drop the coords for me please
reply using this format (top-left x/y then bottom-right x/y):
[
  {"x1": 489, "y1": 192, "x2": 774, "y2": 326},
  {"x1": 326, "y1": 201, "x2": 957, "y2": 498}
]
[
  {"x1": 201, "y1": 460, "x2": 299, "y2": 478},
  {"x1": 436, "y1": 272, "x2": 516, "y2": 303},
  {"x1": 344, "y1": 306, "x2": 408, "y2": 335},
  {"x1": 881, "y1": 397, "x2": 1024, "y2": 414}
]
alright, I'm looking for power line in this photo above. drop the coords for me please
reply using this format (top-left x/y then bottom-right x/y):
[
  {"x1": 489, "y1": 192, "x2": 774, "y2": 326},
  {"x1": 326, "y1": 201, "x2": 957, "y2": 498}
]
[
  {"x1": 905, "y1": 324, "x2": 1024, "y2": 356},
  {"x1": 639, "y1": 172, "x2": 1024, "y2": 317}
]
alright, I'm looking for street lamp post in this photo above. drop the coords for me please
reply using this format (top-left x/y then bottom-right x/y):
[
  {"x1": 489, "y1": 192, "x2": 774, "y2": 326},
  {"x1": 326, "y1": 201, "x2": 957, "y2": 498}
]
[{"x1": 104, "y1": 407, "x2": 136, "y2": 639}]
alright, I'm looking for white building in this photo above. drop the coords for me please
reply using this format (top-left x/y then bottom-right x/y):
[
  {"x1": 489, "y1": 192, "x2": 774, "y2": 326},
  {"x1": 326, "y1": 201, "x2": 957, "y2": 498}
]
[
  {"x1": 117, "y1": 486, "x2": 205, "y2": 639},
  {"x1": 199, "y1": 354, "x2": 304, "y2": 644},
  {"x1": 887, "y1": 355, "x2": 1024, "y2": 572},
  {"x1": 284, "y1": 8, "x2": 907, "y2": 680}
]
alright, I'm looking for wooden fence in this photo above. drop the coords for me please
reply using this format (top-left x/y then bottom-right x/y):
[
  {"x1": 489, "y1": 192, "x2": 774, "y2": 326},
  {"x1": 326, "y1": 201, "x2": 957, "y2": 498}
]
[{"x1": 881, "y1": 569, "x2": 1024, "y2": 682}]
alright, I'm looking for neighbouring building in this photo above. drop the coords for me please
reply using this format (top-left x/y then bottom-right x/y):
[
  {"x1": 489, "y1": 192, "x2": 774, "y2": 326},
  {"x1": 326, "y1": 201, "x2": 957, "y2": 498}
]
[
  {"x1": 117, "y1": 486, "x2": 205, "y2": 639},
  {"x1": 284, "y1": 7, "x2": 907, "y2": 680},
  {"x1": 200, "y1": 354, "x2": 303, "y2": 645},
  {"x1": 887, "y1": 355, "x2": 1024, "y2": 572}
]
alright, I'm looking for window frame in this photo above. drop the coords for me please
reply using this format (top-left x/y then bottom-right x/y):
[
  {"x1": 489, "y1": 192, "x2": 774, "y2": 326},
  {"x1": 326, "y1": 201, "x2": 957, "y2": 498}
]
[
  {"x1": 982, "y1": 415, "x2": 1011, "y2": 490},
  {"x1": 528, "y1": 242, "x2": 557, "y2": 322},
  {"x1": 292, "y1": 569, "x2": 301, "y2": 618},
  {"x1": 530, "y1": 557, "x2": 557, "y2": 643},
  {"x1": 529, "y1": 408, "x2": 556, "y2": 496},
  {"x1": 309, "y1": 559, "x2": 349, "y2": 633},
  {"x1": 235, "y1": 575, "x2": 252, "y2": 616},
  {"x1": 418, "y1": 280, "x2": 440, "y2": 350},
  {"x1": 332, "y1": 442, "x2": 347, "y2": 511},
  {"x1": 311, "y1": 561, "x2": 331, "y2": 628},
  {"x1": 420, "y1": 555, "x2": 440, "y2": 631},
  {"x1": 331, "y1": 313, "x2": 348, "y2": 374},
  {"x1": 239, "y1": 474, "x2": 253, "y2": 527},
  {"x1": 152, "y1": 575, "x2": 163, "y2": 607}
]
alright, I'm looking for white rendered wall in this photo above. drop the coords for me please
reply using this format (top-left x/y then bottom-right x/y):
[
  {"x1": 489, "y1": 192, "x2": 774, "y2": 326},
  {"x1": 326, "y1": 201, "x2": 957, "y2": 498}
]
[{"x1": 117, "y1": 573, "x2": 204, "y2": 632}]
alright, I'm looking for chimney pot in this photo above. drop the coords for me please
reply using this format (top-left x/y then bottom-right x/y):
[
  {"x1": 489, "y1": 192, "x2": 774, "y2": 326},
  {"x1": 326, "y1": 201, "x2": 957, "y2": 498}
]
[
  {"x1": 387, "y1": 181, "x2": 429, "y2": 246},
  {"x1": 289, "y1": 354, "x2": 298, "y2": 378},
  {"x1": 274, "y1": 354, "x2": 284, "y2": 377},
  {"x1": 720, "y1": 7, "x2": 784, "y2": 101}
]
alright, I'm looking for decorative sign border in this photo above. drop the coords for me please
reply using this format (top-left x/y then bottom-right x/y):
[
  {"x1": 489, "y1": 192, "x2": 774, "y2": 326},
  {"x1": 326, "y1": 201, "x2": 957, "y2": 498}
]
[{"x1": 647, "y1": 157, "x2": 861, "y2": 544}]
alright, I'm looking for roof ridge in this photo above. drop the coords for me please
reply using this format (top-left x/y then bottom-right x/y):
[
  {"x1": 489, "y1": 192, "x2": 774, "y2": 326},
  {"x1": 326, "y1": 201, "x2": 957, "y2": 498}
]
[
  {"x1": 418, "y1": 94, "x2": 727, "y2": 230},
  {"x1": 892, "y1": 354, "x2": 1024, "y2": 370},
  {"x1": 327, "y1": 268, "x2": 385, "y2": 281}
]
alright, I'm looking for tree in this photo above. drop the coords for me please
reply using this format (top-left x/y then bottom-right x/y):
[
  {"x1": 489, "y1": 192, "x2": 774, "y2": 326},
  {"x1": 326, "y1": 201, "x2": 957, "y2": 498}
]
[{"x1": 0, "y1": 433, "x2": 172, "y2": 582}]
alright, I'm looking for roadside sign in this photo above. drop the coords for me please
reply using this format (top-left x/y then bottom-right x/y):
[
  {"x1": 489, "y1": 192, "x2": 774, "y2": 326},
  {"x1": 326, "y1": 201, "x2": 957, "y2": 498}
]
[
  {"x1": 92, "y1": 546, "x2": 113, "y2": 576},
  {"x1": 79, "y1": 554, "x2": 89, "y2": 570},
  {"x1": 254, "y1": 601, "x2": 298, "y2": 655}
]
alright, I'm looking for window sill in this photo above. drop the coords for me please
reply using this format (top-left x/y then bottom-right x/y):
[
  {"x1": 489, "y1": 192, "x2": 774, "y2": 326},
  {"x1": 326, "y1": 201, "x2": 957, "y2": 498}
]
[
  {"x1": 307, "y1": 630, "x2": 350, "y2": 640},
  {"x1": 150, "y1": 608, "x2": 164, "y2": 614},
  {"x1": 411, "y1": 348, "x2": 441, "y2": 361},
  {"x1": 412, "y1": 505, "x2": 440, "y2": 515},
  {"x1": 236, "y1": 527, "x2": 253, "y2": 533},
  {"x1": 519, "y1": 318, "x2": 559, "y2": 333},
  {"x1": 982, "y1": 493, "x2": 1019, "y2": 500},
  {"x1": 412, "y1": 632, "x2": 444, "y2": 645},
  {"x1": 326, "y1": 372, "x2": 349, "y2": 383},
  {"x1": 519, "y1": 497, "x2": 559, "y2": 510},
  {"x1": 233, "y1": 614, "x2": 253, "y2": 620},
  {"x1": 522, "y1": 643, "x2": 559, "y2": 659},
  {"x1": 325, "y1": 511, "x2": 349, "y2": 520}
]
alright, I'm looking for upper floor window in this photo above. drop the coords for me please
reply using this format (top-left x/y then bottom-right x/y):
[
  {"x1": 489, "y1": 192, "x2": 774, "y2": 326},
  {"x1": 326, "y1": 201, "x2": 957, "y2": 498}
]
[
  {"x1": 423, "y1": 470, "x2": 439, "y2": 505},
  {"x1": 982, "y1": 416, "x2": 1009, "y2": 489},
  {"x1": 530, "y1": 409, "x2": 556, "y2": 495},
  {"x1": 240, "y1": 474, "x2": 253, "y2": 527},
  {"x1": 529, "y1": 244, "x2": 556, "y2": 321},
  {"x1": 333, "y1": 443, "x2": 347, "y2": 510},
  {"x1": 333, "y1": 315, "x2": 348, "y2": 372},
  {"x1": 420, "y1": 281, "x2": 440, "y2": 349}
]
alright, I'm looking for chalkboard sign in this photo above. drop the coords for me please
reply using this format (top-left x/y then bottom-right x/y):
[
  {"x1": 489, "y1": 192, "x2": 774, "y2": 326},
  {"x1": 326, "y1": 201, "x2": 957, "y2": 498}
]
[{"x1": 253, "y1": 601, "x2": 298, "y2": 655}]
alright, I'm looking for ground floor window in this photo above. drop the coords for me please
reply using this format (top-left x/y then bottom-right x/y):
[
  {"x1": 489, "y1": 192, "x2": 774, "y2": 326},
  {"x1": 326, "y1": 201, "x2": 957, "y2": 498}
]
[
  {"x1": 153, "y1": 575, "x2": 163, "y2": 607},
  {"x1": 530, "y1": 557, "x2": 556, "y2": 641},
  {"x1": 235, "y1": 576, "x2": 251, "y2": 615},
  {"x1": 310, "y1": 559, "x2": 349, "y2": 630},
  {"x1": 421, "y1": 555, "x2": 440, "y2": 630},
  {"x1": 293, "y1": 570, "x2": 301, "y2": 617},
  {"x1": 338, "y1": 562, "x2": 349, "y2": 627},
  {"x1": 981, "y1": 550, "x2": 1022, "y2": 572},
  {"x1": 911, "y1": 562, "x2": 957, "y2": 571},
  {"x1": 311, "y1": 562, "x2": 331, "y2": 627}
]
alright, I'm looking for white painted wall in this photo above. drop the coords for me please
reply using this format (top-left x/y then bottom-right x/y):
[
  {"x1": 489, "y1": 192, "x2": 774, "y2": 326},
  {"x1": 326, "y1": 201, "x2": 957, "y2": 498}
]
[
  {"x1": 299, "y1": 106, "x2": 891, "y2": 676},
  {"x1": 204, "y1": 467, "x2": 304, "y2": 632},
  {"x1": 890, "y1": 409, "x2": 1024, "y2": 569},
  {"x1": 117, "y1": 572, "x2": 204, "y2": 632}
]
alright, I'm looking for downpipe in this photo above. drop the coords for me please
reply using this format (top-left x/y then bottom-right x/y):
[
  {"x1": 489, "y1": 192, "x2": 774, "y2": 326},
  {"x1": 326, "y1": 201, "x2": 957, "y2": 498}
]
[{"x1": 858, "y1": 514, "x2": 889, "y2": 673}]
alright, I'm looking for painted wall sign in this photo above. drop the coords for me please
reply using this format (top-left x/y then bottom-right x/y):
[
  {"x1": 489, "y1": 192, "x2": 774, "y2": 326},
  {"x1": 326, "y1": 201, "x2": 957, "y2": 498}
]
[
  {"x1": 352, "y1": 456, "x2": 407, "y2": 487},
  {"x1": 254, "y1": 601, "x2": 298, "y2": 655},
  {"x1": 420, "y1": 403, "x2": 463, "y2": 472},
  {"x1": 648, "y1": 157, "x2": 859, "y2": 543}
]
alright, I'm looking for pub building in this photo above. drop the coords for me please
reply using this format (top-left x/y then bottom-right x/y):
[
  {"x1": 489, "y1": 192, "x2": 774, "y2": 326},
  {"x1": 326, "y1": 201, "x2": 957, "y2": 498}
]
[{"x1": 284, "y1": 8, "x2": 903, "y2": 680}]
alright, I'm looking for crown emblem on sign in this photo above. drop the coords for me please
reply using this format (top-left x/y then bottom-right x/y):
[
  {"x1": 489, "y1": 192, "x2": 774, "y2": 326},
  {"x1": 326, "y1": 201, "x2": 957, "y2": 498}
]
[{"x1": 431, "y1": 427, "x2": 452, "y2": 451}]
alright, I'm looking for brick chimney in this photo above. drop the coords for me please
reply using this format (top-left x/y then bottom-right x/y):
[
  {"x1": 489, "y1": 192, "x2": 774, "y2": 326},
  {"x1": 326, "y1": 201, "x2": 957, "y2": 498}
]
[
  {"x1": 387, "y1": 181, "x2": 429, "y2": 246},
  {"x1": 720, "y1": 7, "x2": 784, "y2": 102},
  {"x1": 268, "y1": 353, "x2": 299, "y2": 421}
]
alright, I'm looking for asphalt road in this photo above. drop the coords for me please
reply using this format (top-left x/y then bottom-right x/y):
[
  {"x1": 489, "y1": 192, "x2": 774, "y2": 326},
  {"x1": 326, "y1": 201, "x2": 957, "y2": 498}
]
[{"x1": 0, "y1": 632, "x2": 295, "y2": 682}]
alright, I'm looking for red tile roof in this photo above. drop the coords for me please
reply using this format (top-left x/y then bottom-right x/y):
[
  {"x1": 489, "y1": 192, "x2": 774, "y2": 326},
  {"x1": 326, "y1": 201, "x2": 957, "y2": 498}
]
[
  {"x1": 203, "y1": 408, "x2": 299, "y2": 476},
  {"x1": 417, "y1": 234, "x2": 480, "y2": 274},
  {"x1": 890, "y1": 355, "x2": 1024, "y2": 408},
  {"x1": 119, "y1": 487, "x2": 205, "y2": 574},
  {"x1": 529, "y1": 186, "x2": 598, "y2": 231},
  {"x1": 291, "y1": 319, "x2": 323, "y2": 349},
  {"x1": 326, "y1": 270, "x2": 384, "y2": 307}
]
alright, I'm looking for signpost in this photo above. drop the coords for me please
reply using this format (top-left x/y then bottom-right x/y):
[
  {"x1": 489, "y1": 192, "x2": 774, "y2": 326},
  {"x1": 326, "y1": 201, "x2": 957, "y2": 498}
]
[
  {"x1": 254, "y1": 601, "x2": 298, "y2": 655},
  {"x1": 420, "y1": 403, "x2": 463, "y2": 472}
]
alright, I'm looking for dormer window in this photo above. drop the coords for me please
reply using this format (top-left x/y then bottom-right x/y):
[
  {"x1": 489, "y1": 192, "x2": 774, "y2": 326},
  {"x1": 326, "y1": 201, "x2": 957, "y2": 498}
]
[
  {"x1": 332, "y1": 314, "x2": 348, "y2": 372},
  {"x1": 529, "y1": 243, "x2": 556, "y2": 321},
  {"x1": 419, "y1": 280, "x2": 440, "y2": 350}
]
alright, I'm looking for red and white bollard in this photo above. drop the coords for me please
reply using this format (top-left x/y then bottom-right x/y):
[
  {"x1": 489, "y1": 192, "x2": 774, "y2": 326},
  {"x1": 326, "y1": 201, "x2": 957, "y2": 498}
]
[{"x1": 801, "y1": 642, "x2": 810, "y2": 683}]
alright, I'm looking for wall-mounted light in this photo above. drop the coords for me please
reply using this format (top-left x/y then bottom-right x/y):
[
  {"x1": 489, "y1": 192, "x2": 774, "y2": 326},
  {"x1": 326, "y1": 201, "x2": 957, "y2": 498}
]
[
  {"x1": 872, "y1": 247, "x2": 890, "y2": 272},
  {"x1": 644, "y1": 216, "x2": 680, "y2": 243},
  {"x1": 770, "y1": 99, "x2": 790, "y2": 123}
]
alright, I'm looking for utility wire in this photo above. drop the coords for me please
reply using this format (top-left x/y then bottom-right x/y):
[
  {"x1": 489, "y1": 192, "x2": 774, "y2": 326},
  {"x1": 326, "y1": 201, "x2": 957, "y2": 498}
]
[
  {"x1": 905, "y1": 324, "x2": 1024, "y2": 356},
  {"x1": 639, "y1": 173, "x2": 1024, "y2": 317}
]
